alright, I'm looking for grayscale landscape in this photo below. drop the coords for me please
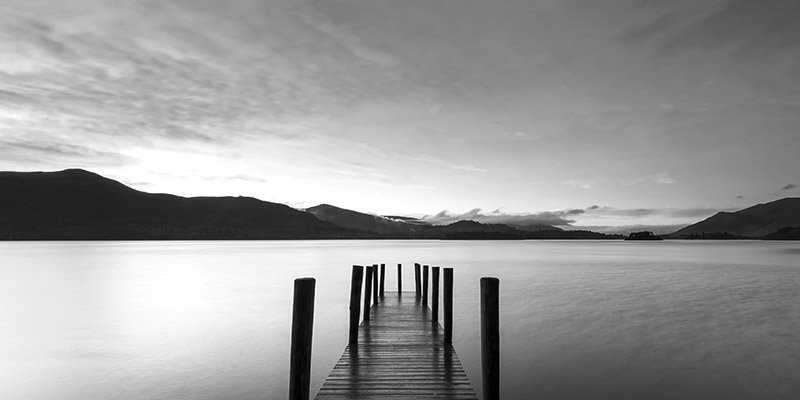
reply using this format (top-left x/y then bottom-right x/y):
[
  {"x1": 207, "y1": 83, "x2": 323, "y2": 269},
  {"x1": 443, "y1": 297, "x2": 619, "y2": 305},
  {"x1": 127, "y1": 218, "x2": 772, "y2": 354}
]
[{"x1": 1, "y1": 1, "x2": 799, "y2": 399}]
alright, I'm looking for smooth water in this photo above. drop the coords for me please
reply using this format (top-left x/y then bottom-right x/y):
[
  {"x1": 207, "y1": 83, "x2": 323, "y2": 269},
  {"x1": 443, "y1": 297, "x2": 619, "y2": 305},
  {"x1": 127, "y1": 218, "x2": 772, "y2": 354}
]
[{"x1": 1, "y1": 240, "x2": 798, "y2": 399}]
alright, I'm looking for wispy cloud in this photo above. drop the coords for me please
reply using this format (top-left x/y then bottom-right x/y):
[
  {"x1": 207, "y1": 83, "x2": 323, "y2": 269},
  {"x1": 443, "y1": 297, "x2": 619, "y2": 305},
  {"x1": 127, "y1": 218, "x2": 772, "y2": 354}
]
[
  {"x1": 584, "y1": 205, "x2": 729, "y2": 220},
  {"x1": 410, "y1": 154, "x2": 487, "y2": 173},
  {"x1": 619, "y1": 171, "x2": 677, "y2": 186},
  {"x1": 0, "y1": 139, "x2": 135, "y2": 167},
  {"x1": 422, "y1": 208, "x2": 583, "y2": 227},
  {"x1": 561, "y1": 171, "x2": 676, "y2": 189},
  {"x1": 780, "y1": 184, "x2": 797, "y2": 191}
]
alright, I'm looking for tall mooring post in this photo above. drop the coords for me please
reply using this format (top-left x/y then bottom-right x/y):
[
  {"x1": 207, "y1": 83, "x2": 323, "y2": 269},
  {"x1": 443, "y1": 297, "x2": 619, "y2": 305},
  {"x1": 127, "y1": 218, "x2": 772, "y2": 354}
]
[
  {"x1": 432, "y1": 266, "x2": 440, "y2": 323},
  {"x1": 372, "y1": 264, "x2": 379, "y2": 304},
  {"x1": 422, "y1": 264, "x2": 429, "y2": 307},
  {"x1": 363, "y1": 266, "x2": 373, "y2": 321},
  {"x1": 414, "y1": 263, "x2": 421, "y2": 297},
  {"x1": 289, "y1": 278, "x2": 316, "y2": 400},
  {"x1": 397, "y1": 263, "x2": 402, "y2": 293},
  {"x1": 348, "y1": 266, "x2": 364, "y2": 345},
  {"x1": 443, "y1": 267, "x2": 453, "y2": 344},
  {"x1": 379, "y1": 263, "x2": 385, "y2": 297},
  {"x1": 480, "y1": 277, "x2": 500, "y2": 400}
]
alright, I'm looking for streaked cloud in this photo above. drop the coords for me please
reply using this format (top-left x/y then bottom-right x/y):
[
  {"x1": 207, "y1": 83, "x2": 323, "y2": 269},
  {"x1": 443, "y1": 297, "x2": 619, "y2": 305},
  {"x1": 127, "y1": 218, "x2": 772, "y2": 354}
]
[
  {"x1": 583, "y1": 205, "x2": 730, "y2": 220},
  {"x1": 619, "y1": 171, "x2": 677, "y2": 186},
  {"x1": 780, "y1": 184, "x2": 797, "y2": 191},
  {"x1": 410, "y1": 154, "x2": 487, "y2": 173},
  {"x1": 0, "y1": 138, "x2": 136, "y2": 167},
  {"x1": 423, "y1": 208, "x2": 583, "y2": 227}
]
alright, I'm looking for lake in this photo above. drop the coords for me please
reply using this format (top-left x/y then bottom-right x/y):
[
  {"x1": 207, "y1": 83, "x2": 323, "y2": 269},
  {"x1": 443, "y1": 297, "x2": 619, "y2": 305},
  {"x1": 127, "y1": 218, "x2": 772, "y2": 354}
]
[{"x1": 1, "y1": 240, "x2": 798, "y2": 399}]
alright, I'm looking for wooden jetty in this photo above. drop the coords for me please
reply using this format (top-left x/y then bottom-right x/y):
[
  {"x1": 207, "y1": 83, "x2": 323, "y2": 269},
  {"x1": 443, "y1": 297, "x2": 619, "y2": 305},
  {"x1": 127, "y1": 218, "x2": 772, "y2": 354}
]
[
  {"x1": 290, "y1": 264, "x2": 499, "y2": 400},
  {"x1": 315, "y1": 291, "x2": 476, "y2": 399}
]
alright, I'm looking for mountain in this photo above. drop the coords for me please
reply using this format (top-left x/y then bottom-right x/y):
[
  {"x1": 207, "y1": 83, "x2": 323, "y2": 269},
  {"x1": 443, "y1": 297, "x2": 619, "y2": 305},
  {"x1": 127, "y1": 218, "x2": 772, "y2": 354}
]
[
  {"x1": 305, "y1": 204, "x2": 425, "y2": 235},
  {"x1": 515, "y1": 222, "x2": 563, "y2": 232},
  {"x1": 0, "y1": 168, "x2": 625, "y2": 240},
  {"x1": 763, "y1": 226, "x2": 800, "y2": 240},
  {"x1": 670, "y1": 198, "x2": 800, "y2": 238},
  {"x1": 0, "y1": 169, "x2": 366, "y2": 240},
  {"x1": 418, "y1": 220, "x2": 621, "y2": 240}
]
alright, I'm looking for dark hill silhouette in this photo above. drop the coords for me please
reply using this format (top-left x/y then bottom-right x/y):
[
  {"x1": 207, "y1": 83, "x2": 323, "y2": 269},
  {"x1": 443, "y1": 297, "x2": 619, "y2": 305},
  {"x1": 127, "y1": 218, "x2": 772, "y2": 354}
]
[
  {"x1": 1, "y1": 169, "x2": 625, "y2": 240},
  {"x1": 0, "y1": 169, "x2": 367, "y2": 240},
  {"x1": 624, "y1": 231, "x2": 663, "y2": 241},
  {"x1": 670, "y1": 198, "x2": 800, "y2": 238},
  {"x1": 515, "y1": 222, "x2": 562, "y2": 232},
  {"x1": 763, "y1": 226, "x2": 800, "y2": 240},
  {"x1": 305, "y1": 205, "x2": 614, "y2": 239},
  {"x1": 420, "y1": 220, "x2": 620, "y2": 240},
  {"x1": 305, "y1": 204, "x2": 424, "y2": 235}
]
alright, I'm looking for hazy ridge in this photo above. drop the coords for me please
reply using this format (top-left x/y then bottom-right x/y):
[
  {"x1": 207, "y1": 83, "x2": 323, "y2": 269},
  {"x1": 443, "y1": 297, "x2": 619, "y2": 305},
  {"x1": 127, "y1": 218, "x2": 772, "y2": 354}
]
[{"x1": 1, "y1": 169, "x2": 797, "y2": 240}]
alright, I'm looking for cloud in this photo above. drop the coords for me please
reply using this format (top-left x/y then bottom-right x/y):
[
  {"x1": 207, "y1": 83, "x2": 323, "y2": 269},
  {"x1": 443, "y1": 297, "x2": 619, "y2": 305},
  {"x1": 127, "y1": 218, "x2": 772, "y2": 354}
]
[
  {"x1": 0, "y1": 139, "x2": 136, "y2": 167},
  {"x1": 780, "y1": 184, "x2": 797, "y2": 191},
  {"x1": 422, "y1": 208, "x2": 582, "y2": 227},
  {"x1": 659, "y1": 0, "x2": 800, "y2": 57},
  {"x1": 410, "y1": 153, "x2": 487, "y2": 173},
  {"x1": 0, "y1": 0, "x2": 415, "y2": 151},
  {"x1": 619, "y1": 171, "x2": 677, "y2": 186},
  {"x1": 584, "y1": 205, "x2": 729, "y2": 220},
  {"x1": 562, "y1": 176, "x2": 609, "y2": 189}
]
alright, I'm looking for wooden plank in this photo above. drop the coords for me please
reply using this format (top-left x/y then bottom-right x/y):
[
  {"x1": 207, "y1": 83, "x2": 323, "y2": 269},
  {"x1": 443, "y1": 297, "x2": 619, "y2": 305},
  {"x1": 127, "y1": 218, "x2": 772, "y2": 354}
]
[{"x1": 315, "y1": 292, "x2": 478, "y2": 399}]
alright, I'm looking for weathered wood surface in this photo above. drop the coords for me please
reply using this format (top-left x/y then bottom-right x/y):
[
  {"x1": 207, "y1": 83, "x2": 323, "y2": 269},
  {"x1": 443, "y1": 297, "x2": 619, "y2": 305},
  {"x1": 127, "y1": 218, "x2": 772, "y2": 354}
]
[{"x1": 314, "y1": 292, "x2": 478, "y2": 400}]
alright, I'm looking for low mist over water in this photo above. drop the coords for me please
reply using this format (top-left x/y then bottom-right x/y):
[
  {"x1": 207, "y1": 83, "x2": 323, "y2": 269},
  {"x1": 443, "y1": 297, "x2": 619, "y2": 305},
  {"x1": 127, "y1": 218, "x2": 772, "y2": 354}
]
[{"x1": 1, "y1": 240, "x2": 798, "y2": 399}]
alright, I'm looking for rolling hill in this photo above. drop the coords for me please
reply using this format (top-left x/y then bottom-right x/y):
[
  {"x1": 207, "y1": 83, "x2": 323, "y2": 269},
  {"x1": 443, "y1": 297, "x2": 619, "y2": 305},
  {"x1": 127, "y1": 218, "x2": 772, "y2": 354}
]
[
  {"x1": 670, "y1": 197, "x2": 800, "y2": 238},
  {"x1": 305, "y1": 204, "x2": 425, "y2": 235},
  {"x1": 0, "y1": 169, "x2": 366, "y2": 240}
]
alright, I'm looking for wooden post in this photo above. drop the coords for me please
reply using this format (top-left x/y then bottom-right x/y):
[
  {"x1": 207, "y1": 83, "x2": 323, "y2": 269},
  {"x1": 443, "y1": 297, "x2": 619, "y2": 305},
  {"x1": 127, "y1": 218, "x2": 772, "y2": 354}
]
[
  {"x1": 372, "y1": 264, "x2": 379, "y2": 304},
  {"x1": 481, "y1": 277, "x2": 500, "y2": 400},
  {"x1": 432, "y1": 267, "x2": 440, "y2": 323},
  {"x1": 363, "y1": 266, "x2": 373, "y2": 321},
  {"x1": 443, "y1": 268, "x2": 453, "y2": 344},
  {"x1": 397, "y1": 263, "x2": 402, "y2": 293},
  {"x1": 348, "y1": 266, "x2": 364, "y2": 345},
  {"x1": 379, "y1": 263, "x2": 385, "y2": 297},
  {"x1": 414, "y1": 263, "x2": 421, "y2": 297},
  {"x1": 422, "y1": 264, "x2": 429, "y2": 307},
  {"x1": 289, "y1": 278, "x2": 315, "y2": 400}
]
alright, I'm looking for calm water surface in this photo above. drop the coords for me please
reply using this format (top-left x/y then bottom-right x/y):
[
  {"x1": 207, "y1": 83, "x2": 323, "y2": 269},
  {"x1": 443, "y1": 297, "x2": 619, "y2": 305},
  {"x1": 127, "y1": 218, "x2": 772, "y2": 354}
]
[{"x1": 1, "y1": 240, "x2": 798, "y2": 399}]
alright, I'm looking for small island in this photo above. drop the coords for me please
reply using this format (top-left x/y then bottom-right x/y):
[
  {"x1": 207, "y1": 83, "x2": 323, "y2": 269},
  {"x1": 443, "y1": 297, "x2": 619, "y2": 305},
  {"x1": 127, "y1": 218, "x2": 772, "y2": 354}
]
[{"x1": 625, "y1": 231, "x2": 663, "y2": 241}]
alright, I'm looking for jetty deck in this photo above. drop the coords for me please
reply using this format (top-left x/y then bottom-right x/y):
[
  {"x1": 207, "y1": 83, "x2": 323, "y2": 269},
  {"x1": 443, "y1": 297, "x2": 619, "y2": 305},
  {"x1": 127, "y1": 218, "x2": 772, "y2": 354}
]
[{"x1": 314, "y1": 291, "x2": 478, "y2": 399}]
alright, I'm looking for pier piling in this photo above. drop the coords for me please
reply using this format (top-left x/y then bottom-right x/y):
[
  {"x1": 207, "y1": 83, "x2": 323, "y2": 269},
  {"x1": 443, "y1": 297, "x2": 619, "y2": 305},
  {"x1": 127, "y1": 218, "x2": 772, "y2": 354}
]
[
  {"x1": 397, "y1": 263, "x2": 402, "y2": 293},
  {"x1": 422, "y1": 264, "x2": 429, "y2": 307},
  {"x1": 414, "y1": 263, "x2": 421, "y2": 297},
  {"x1": 379, "y1": 263, "x2": 385, "y2": 297},
  {"x1": 348, "y1": 266, "x2": 363, "y2": 345},
  {"x1": 289, "y1": 278, "x2": 315, "y2": 400},
  {"x1": 432, "y1": 266, "x2": 440, "y2": 323},
  {"x1": 372, "y1": 264, "x2": 379, "y2": 304},
  {"x1": 480, "y1": 277, "x2": 500, "y2": 400},
  {"x1": 363, "y1": 266, "x2": 373, "y2": 321},
  {"x1": 444, "y1": 267, "x2": 453, "y2": 344}
]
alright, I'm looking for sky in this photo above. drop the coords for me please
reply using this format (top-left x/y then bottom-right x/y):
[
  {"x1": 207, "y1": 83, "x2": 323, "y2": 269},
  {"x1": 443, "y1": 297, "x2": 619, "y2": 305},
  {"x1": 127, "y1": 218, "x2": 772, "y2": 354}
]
[{"x1": 1, "y1": 0, "x2": 799, "y2": 229}]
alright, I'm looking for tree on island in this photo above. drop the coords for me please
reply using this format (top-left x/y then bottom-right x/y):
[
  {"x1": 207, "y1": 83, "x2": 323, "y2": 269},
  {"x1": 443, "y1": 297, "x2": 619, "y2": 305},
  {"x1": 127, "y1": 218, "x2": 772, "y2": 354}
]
[
  {"x1": 625, "y1": 231, "x2": 663, "y2": 240},
  {"x1": 763, "y1": 227, "x2": 800, "y2": 240}
]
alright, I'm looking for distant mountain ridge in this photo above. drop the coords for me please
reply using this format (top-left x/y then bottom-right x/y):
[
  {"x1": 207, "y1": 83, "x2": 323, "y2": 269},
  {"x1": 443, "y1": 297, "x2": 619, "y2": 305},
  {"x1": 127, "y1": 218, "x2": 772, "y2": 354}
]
[
  {"x1": 0, "y1": 169, "x2": 366, "y2": 239},
  {"x1": 306, "y1": 204, "x2": 620, "y2": 239},
  {"x1": 305, "y1": 204, "x2": 425, "y2": 235},
  {"x1": 0, "y1": 168, "x2": 719, "y2": 240},
  {"x1": 670, "y1": 198, "x2": 800, "y2": 238}
]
